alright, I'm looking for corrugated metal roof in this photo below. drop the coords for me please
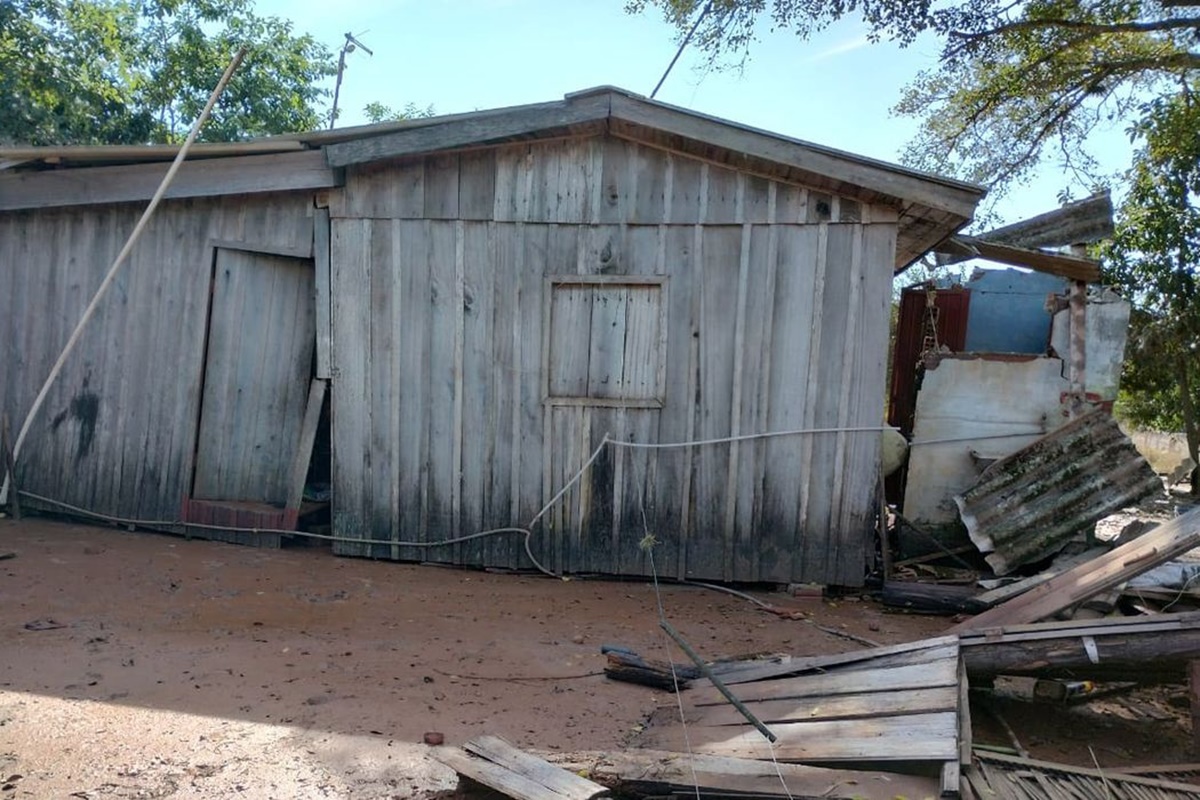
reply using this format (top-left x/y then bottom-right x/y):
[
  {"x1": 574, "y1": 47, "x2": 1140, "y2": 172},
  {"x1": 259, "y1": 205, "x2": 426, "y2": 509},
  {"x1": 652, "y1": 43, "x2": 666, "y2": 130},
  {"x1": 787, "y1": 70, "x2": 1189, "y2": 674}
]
[{"x1": 955, "y1": 409, "x2": 1162, "y2": 575}]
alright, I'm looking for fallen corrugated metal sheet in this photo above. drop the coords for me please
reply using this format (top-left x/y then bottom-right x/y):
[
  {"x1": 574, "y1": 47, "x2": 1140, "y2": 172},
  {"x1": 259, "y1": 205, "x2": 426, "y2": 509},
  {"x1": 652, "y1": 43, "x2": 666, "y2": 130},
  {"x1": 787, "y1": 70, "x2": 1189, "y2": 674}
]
[
  {"x1": 955, "y1": 409, "x2": 1161, "y2": 575},
  {"x1": 968, "y1": 753, "x2": 1200, "y2": 799}
]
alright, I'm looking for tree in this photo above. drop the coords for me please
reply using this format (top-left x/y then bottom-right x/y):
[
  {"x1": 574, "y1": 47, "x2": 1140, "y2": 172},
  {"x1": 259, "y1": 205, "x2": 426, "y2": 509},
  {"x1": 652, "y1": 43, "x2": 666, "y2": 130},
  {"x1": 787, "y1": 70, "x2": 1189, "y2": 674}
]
[
  {"x1": 629, "y1": 1, "x2": 1200, "y2": 201},
  {"x1": 362, "y1": 101, "x2": 437, "y2": 124},
  {"x1": 1104, "y1": 88, "x2": 1200, "y2": 488},
  {"x1": 0, "y1": 0, "x2": 335, "y2": 145}
]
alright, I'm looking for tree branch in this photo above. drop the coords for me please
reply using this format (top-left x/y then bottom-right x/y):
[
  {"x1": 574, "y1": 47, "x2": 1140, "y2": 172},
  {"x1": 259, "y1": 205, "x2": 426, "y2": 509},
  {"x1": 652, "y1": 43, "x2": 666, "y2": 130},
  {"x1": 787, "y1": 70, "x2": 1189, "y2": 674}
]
[{"x1": 951, "y1": 14, "x2": 1200, "y2": 44}]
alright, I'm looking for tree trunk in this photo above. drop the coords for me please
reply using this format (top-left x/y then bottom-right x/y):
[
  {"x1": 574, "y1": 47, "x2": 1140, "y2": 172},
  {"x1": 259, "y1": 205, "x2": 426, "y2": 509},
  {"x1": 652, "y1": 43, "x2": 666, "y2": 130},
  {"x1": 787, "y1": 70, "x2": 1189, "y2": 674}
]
[{"x1": 1176, "y1": 350, "x2": 1200, "y2": 495}]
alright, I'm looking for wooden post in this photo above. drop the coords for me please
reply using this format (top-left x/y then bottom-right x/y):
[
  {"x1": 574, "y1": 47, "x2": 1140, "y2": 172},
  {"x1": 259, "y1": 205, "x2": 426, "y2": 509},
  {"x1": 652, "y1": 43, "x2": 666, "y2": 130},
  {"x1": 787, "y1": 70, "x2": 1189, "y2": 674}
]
[
  {"x1": 1191, "y1": 660, "x2": 1200, "y2": 756},
  {"x1": 1068, "y1": 243, "x2": 1089, "y2": 420},
  {"x1": 1, "y1": 414, "x2": 19, "y2": 520}
]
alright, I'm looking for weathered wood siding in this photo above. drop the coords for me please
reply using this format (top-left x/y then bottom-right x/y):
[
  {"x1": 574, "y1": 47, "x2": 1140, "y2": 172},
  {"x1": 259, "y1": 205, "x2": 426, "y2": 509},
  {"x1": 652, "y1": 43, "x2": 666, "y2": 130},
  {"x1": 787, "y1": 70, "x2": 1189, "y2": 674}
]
[
  {"x1": 0, "y1": 193, "x2": 314, "y2": 522},
  {"x1": 329, "y1": 136, "x2": 895, "y2": 585}
]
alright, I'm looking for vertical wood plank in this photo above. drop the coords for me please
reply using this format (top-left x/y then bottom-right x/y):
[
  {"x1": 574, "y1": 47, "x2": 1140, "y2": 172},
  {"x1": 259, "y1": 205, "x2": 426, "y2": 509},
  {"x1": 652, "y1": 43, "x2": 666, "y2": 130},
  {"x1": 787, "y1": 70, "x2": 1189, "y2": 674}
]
[
  {"x1": 452, "y1": 221, "x2": 467, "y2": 561},
  {"x1": 427, "y1": 220, "x2": 458, "y2": 549},
  {"x1": 825, "y1": 226, "x2": 864, "y2": 581},
  {"x1": 365, "y1": 219, "x2": 394, "y2": 557},
  {"x1": 692, "y1": 224, "x2": 740, "y2": 580},
  {"x1": 547, "y1": 285, "x2": 593, "y2": 397},
  {"x1": 424, "y1": 154, "x2": 461, "y2": 219},
  {"x1": 458, "y1": 150, "x2": 497, "y2": 221},
  {"x1": 396, "y1": 219, "x2": 431, "y2": 560},
  {"x1": 488, "y1": 221, "x2": 519, "y2": 565},
  {"x1": 799, "y1": 225, "x2": 854, "y2": 582},
  {"x1": 460, "y1": 221, "x2": 493, "y2": 565},
  {"x1": 314, "y1": 207, "x2": 332, "y2": 379},
  {"x1": 331, "y1": 218, "x2": 372, "y2": 551},
  {"x1": 518, "y1": 224, "x2": 549, "y2": 566},
  {"x1": 587, "y1": 287, "x2": 628, "y2": 399},
  {"x1": 763, "y1": 225, "x2": 821, "y2": 581}
]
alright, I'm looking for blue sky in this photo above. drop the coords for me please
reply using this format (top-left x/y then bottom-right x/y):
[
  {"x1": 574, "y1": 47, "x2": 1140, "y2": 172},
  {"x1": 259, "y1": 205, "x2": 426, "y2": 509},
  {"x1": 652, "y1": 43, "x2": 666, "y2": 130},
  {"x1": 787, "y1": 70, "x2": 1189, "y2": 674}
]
[{"x1": 257, "y1": 0, "x2": 1133, "y2": 227}]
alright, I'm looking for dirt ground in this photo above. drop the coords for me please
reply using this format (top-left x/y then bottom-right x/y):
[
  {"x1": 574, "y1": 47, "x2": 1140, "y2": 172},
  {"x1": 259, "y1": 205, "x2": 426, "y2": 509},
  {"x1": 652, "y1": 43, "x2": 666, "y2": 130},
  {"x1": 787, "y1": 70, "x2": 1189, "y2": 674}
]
[{"x1": 0, "y1": 516, "x2": 1195, "y2": 798}]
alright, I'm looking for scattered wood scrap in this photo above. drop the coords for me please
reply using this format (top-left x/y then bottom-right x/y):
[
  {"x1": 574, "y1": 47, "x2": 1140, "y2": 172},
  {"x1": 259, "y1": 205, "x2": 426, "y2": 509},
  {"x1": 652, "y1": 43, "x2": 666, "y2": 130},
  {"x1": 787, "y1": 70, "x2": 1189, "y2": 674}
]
[
  {"x1": 948, "y1": 505, "x2": 1200, "y2": 632},
  {"x1": 546, "y1": 749, "x2": 943, "y2": 800},
  {"x1": 638, "y1": 637, "x2": 967, "y2": 792},
  {"x1": 602, "y1": 646, "x2": 791, "y2": 691},
  {"x1": 432, "y1": 735, "x2": 610, "y2": 800},
  {"x1": 966, "y1": 751, "x2": 1200, "y2": 800}
]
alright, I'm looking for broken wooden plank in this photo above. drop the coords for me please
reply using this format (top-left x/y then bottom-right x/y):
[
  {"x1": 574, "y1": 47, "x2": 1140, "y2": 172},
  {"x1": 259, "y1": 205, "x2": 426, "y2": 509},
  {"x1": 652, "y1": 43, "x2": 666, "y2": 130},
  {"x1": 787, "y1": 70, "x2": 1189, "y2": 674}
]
[
  {"x1": 949, "y1": 505, "x2": 1200, "y2": 632},
  {"x1": 706, "y1": 635, "x2": 959, "y2": 687},
  {"x1": 688, "y1": 659, "x2": 959, "y2": 707},
  {"x1": 974, "y1": 546, "x2": 1108, "y2": 607},
  {"x1": 944, "y1": 235, "x2": 1101, "y2": 281},
  {"x1": 691, "y1": 685, "x2": 959, "y2": 727},
  {"x1": 659, "y1": 712, "x2": 961, "y2": 762},
  {"x1": 545, "y1": 749, "x2": 943, "y2": 800},
  {"x1": 286, "y1": 378, "x2": 327, "y2": 512},
  {"x1": 463, "y1": 736, "x2": 609, "y2": 800},
  {"x1": 433, "y1": 737, "x2": 609, "y2": 800}
]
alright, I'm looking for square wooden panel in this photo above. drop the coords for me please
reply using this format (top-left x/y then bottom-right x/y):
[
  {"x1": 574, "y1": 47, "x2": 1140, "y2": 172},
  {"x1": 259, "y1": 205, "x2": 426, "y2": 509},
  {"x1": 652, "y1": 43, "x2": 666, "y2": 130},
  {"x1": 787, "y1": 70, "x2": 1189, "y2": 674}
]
[{"x1": 544, "y1": 276, "x2": 666, "y2": 407}]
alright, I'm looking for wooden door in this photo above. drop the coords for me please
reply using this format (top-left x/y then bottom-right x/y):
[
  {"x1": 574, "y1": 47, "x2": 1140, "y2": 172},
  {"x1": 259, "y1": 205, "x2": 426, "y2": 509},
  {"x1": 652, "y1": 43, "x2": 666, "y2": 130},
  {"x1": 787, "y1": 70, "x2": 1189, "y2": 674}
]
[{"x1": 192, "y1": 248, "x2": 316, "y2": 503}]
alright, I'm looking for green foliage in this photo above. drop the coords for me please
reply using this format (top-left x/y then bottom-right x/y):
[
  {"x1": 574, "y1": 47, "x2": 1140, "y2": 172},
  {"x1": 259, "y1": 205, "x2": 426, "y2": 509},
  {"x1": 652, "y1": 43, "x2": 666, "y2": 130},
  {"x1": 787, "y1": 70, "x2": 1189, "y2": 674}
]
[
  {"x1": 0, "y1": 0, "x2": 335, "y2": 145},
  {"x1": 1105, "y1": 88, "x2": 1200, "y2": 446},
  {"x1": 362, "y1": 101, "x2": 436, "y2": 124},
  {"x1": 630, "y1": 1, "x2": 1200, "y2": 202}
]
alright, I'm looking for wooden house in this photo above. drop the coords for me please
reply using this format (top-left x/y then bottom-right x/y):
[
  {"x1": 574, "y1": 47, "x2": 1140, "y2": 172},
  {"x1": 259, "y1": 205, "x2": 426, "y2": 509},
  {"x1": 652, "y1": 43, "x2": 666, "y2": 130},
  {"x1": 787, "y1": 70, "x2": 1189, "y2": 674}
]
[{"x1": 0, "y1": 87, "x2": 984, "y2": 585}]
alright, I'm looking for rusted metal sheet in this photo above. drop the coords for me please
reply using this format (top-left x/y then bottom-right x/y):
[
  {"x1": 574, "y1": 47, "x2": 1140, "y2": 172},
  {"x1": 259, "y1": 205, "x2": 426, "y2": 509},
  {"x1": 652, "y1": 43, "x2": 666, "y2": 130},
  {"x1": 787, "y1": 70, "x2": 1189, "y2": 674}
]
[{"x1": 955, "y1": 409, "x2": 1161, "y2": 575}]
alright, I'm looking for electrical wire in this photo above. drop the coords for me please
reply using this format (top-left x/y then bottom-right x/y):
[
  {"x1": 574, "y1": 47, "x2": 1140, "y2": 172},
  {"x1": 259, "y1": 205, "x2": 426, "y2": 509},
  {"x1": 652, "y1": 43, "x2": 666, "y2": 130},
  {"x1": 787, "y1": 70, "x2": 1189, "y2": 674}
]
[{"x1": 11, "y1": 423, "x2": 1051, "y2": 579}]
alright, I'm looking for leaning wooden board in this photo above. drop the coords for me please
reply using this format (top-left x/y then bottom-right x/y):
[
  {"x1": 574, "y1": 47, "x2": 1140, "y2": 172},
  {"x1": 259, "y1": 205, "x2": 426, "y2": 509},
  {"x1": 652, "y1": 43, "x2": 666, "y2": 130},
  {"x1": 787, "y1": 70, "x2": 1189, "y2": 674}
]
[
  {"x1": 950, "y1": 505, "x2": 1200, "y2": 632},
  {"x1": 433, "y1": 735, "x2": 610, "y2": 800}
]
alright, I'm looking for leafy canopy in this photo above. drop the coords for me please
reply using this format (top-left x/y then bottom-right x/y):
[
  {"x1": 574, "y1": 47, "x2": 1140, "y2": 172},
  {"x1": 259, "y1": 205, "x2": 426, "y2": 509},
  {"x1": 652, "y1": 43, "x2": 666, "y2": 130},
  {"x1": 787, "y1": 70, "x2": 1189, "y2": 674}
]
[
  {"x1": 1105, "y1": 88, "x2": 1200, "y2": 435},
  {"x1": 631, "y1": 1, "x2": 1200, "y2": 199},
  {"x1": 1, "y1": 0, "x2": 335, "y2": 145}
]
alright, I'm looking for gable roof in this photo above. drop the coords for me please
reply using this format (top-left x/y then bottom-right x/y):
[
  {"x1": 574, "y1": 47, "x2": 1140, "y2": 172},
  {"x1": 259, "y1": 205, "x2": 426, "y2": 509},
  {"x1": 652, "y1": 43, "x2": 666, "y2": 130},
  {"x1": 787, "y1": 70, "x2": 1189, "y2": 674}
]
[{"x1": 0, "y1": 86, "x2": 984, "y2": 268}]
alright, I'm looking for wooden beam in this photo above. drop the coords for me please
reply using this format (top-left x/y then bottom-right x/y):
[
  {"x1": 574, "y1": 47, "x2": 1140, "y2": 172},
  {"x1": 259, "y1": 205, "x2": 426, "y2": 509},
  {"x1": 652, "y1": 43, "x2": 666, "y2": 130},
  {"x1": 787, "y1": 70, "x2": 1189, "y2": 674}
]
[
  {"x1": 948, "y1": 506, "x2": 1200, "y2": 631},
  {"x1": 938, "y1": 192, "x2": 1114, "y2": 267},
  {"x1": 0, "y1": 140, "x2": 304, "y2": 163},
  {"x1": 610, "y1": 94, "x2": 984, "y2": 218},
  {"x1": 962, "y1": 618, "x2": 1200, "y2": 682},
  {"x1": 324, "y1": 95, "x2": 612, "y2": 168},
  {"x1": 285, "y1": 379, "x2": 327, "y2": 512},
  {"x1": 941, "y1": 235, "x2": 1101, "y2": 282},
  {"x1": 0, "y1": 150, "x2": 338, "y2": 211}
]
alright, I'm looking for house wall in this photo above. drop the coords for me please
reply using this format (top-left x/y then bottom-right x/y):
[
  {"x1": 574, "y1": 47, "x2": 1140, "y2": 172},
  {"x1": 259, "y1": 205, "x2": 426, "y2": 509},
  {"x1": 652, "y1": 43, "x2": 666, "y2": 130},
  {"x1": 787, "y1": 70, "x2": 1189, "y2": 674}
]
[
  {"x1": 328, "y1": 135, "x2": 899, "y2": 585},
  {"x1": 0, "y1": 193, "x2": 315, "y2": 522},
  {"x1": 902, "y1": 356, "x2": 1072, "y2": 527}
]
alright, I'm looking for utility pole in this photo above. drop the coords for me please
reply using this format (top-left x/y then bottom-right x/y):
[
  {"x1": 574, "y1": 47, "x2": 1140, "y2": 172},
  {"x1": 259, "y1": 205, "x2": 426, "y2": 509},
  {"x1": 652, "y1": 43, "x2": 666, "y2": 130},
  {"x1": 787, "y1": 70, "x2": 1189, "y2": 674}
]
[{"x1": 329, "y1": 31, "x2": 373, "y2": 129}]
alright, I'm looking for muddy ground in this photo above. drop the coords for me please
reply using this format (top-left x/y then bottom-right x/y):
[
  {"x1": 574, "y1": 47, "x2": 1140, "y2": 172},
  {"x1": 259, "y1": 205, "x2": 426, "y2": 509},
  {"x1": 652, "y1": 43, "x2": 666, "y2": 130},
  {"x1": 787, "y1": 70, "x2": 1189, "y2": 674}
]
[{"x1": 0, "y1": 516, "x2": 1195, "y2": 798}]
